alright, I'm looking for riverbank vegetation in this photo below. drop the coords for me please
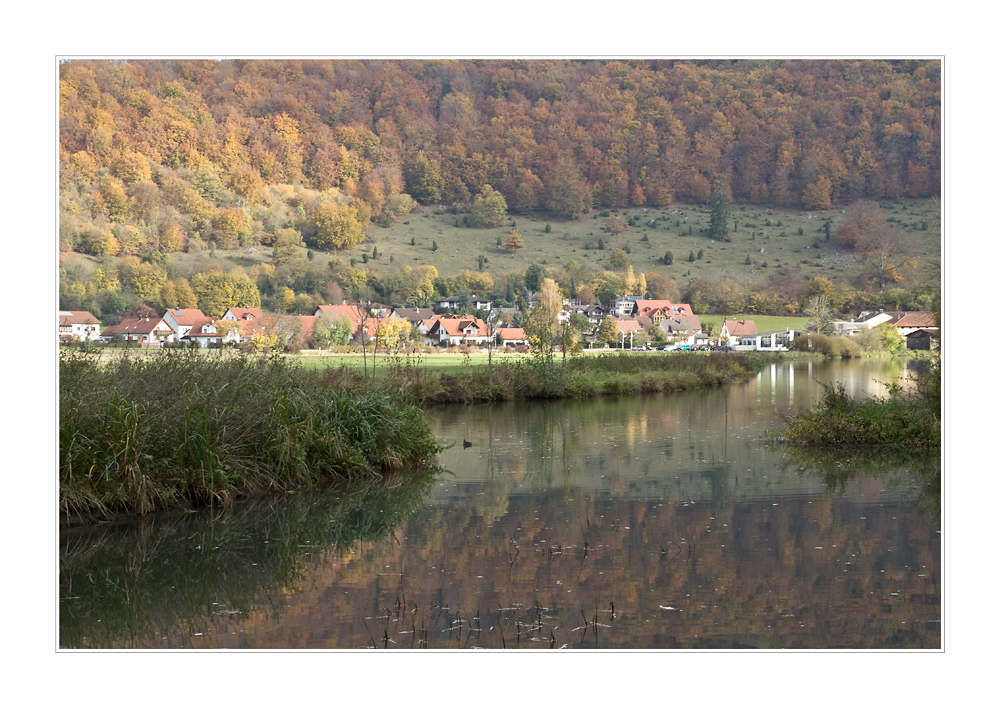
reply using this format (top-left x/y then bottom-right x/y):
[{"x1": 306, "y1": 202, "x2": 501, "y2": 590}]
[
  {"x1": 60, "y1": 348, "x2": 763, "y2": 523},
  {"x1": 325, "y1": 349, "x2": 769, "y2": 404},
  {"x1": 59, "y1": 351, "x2": 443, "y2": 523},
  {"x1": 780, "y1": 355, "x2": 940, "y2": 448}
]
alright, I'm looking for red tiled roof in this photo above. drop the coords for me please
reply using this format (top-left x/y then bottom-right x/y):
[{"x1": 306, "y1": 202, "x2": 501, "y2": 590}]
[
  {"x1": 315, "y1": 305, "x2": 366, "y2": 324},
  {"x1": 496, "y1": 327, "x2": 526, "y2": 341},
  {"x1": 101, "y1": 317, "x2": 169, "y2": 336},
  {"x1": 615, "y1": 318, "x2": 643, "y2": 334},
  {"x1": 432, "y1": 317, "x2": 489, "y2": 337},
  {"x1": 226, "y1": 307, "x2": 266, "y2": 321},
  {"x1": 633, "y1": 300, "x2": 694, "y2": 317},
  {"x1": 895, "y1": 313, "x2": 937, "y2": 328},
  {"x1": 163, "y1": 308, "x2": 206, "y2": 325},
  {"x1": 724, "y1": 319, "x2": 757, "y2": 336},
  {"x1": 59, "y1": 310, "x2": 101, "y2": 326},
  {"x1": 297, "y1": 316, "x2": 318, "y2": 336}
]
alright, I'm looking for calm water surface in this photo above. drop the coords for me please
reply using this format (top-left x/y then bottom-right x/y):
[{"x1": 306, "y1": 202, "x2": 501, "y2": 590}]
[{"x1": 60, "y1": 358, "x2": 940, "y2": 649}]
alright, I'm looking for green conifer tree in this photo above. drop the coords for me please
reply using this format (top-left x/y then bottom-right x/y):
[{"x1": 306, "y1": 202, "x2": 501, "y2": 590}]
[{"x1": 709, "y1": 174, "x2": 730, "y2": 241}]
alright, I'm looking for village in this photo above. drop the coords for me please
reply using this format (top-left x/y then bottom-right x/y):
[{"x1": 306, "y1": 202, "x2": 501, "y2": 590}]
[{"x1": 58, "y1": 295, "x2": 939, "y2": 354}]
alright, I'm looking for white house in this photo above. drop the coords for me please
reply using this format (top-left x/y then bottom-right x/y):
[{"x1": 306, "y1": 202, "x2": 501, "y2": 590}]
[
  {"x1": 100, "y1": 317, "x2": 175, "y2": 346},
  {"x1": 496, "y1": 327, "x2": 527, "y2": 347},
  {"x1": 162, "y1": 308, "x2": 208, "y2": 340},
  {"x1": 58, "y1": 310, "x2": 102, "y2": 342},
  {"x1": 180, "y1": 319, "x2": 226, "y2": 348},
  {"x1": 718, "y1": 319, "x2": 758, "y2": 347},
  {"x1": 426, "y1": 316, "x2": 491, "y2": 346},
  {"x1": 893, "y1": 312, "x2": 938, "y2": 337},
  {"x1": 609, "y1": 296, "x2": 642, "y2": 317},
  {"x1": 435, "y1": 296, "x2": 492, "y2": 311},
  {"x1": 750, "y1": 329, "x2": 802, "y2": 351}
]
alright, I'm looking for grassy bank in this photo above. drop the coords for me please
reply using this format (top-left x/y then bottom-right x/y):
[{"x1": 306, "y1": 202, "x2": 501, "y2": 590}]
[
  {"x1": 319, "y1": 350, "x2": 769, "y2": 404},
  {"x1": 59, "y1": 351, "x2": 443, "y2": 523}
]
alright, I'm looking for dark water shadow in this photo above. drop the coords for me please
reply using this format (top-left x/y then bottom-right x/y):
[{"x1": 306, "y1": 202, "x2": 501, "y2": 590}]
[{"x1": 59, "y1": 469, "x2": 441, "y2": 648}]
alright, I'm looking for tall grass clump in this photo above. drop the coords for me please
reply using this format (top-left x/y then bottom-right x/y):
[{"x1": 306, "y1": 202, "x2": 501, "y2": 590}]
[{"x1": 60, "y1": 350, "x2": 444, "y2": 522}]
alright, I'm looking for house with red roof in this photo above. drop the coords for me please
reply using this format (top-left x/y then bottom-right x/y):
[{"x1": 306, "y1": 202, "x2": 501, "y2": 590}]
[
  {"x1": 100, "y1": 316, "x2": 175, "y2": 346},
  {"x1": 426, "y1": 315, "x2": 491, "y2": 346},
  {"x1": 718, "y1": 319, "x2": 758, "y2": 347},
  {"x1": 222, "y1": 307, "x2": 266, "y2": 323},
  {"x1": 180, "y1": 318, "x2": 226, "y2": 348},
  {"x1": 630, "y1": 300, "x2": 696, "y2": 322},
  {"x1": 496, "y1": 327, "x2": 527, "y2": 347},
  {"x1": 893, "y1": 312, "x2": 938, "y2": 337},
  {"x1": 162, "y1": 308, "x2": 208, "y2": 340},
  {"x1": 58, "y1": 310, "x2": 101, "y2": 342}
]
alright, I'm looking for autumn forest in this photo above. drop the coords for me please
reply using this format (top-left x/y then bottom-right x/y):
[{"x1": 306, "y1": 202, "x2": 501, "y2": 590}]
[{"x1": 58, "y1": 59, "x2": 941, "y2": 324}]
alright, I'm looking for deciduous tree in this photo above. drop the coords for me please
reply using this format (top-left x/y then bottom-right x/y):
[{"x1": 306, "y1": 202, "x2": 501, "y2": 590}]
[
  {"x1": 596, "y1": 316, "x2": 619, "y2": 346},
  {"x1": 406, "y1": 153, "x2": 442, "y2": 204},
  {"x1": 836, "y1": 200, "x2": 885, "y2": 249},
  {"x1": 310, "y1": 201, "x2": 366, "y2": 251},
  {"x1": 858, "y1": 225, "x2": 917, "y2": 290},
  {"x1": 191, "y1": 270, "x2": 261, "y2": 317},
  {"x1": 802, "y1": 176, "x2": 833, "y2": 210},
  {"x1": 470, "y1": 185, "x2": 508, "y2": 227}
]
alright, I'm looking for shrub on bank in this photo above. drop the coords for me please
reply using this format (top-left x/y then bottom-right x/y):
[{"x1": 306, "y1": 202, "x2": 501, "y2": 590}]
[
  {"x1": 781, "y1": 356, "x2": 940, "y2": 449},
  {"x1": 792, "y1": 333, "x2": 862, "y2": 358}
]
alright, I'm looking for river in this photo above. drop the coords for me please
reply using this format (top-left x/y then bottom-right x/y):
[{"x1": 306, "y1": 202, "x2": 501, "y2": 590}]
[{"x1": 59, "y1": 357, "x2": 940, "y2": 649}]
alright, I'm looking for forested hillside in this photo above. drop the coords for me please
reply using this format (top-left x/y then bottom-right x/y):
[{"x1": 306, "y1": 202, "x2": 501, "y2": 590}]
[{"x1": 58, "y1": 59, "x2": 941, "y2": 323}]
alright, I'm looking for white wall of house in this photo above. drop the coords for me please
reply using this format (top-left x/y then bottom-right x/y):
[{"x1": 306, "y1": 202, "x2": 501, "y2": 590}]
[
  {"x1": 185, "y1": 335, "x2": 225, "y2": 348},
  {"x1": 64, "y1": 323, "x2": 101, "y2": 341}
]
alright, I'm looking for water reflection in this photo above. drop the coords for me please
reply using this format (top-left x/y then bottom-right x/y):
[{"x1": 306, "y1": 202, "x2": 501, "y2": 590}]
[
  {"x1": 59, "y1": 471, "x2": 438, "y2": 648},
  {"x1": 59, "y1": 359, "x2": 940, "y2": 649}
]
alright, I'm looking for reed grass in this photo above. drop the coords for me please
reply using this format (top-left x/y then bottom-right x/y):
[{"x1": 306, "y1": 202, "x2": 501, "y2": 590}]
[
  {"x1": 378, "y1": 351, "x2": 766, "y2": 404},
  {"x1": 60, "y1": 350, "x2": 444, "y2": 522}
]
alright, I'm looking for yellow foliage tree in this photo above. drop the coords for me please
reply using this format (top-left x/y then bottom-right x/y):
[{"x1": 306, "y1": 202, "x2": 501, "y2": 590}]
[
  {"x1": 374, "y1": 317, "x2": 411, "y2": 349},
  {"x1": 311, "y1": 201, "x2": 366, "y2": 251}
]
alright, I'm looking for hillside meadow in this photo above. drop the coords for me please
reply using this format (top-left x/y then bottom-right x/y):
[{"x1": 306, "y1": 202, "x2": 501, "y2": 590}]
[{"x1": 61, "y1": 197, "x2": 940, "y2": 305}]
